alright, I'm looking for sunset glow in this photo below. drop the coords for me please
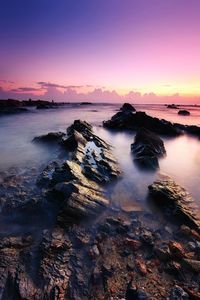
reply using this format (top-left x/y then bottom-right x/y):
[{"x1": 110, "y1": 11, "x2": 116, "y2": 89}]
[{"x1": 0, "y1": 0, "x2": 200, "y2": 103}]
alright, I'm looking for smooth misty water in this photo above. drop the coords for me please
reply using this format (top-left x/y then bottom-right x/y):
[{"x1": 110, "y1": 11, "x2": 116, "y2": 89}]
[{"x1": 1, "y1": 103, "x2": 200, "y2": 208}]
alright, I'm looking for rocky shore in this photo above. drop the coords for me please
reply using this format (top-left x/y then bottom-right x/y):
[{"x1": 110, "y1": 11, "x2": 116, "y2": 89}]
[{"x1": 1, "y1": 109, "x2": 200, "y2": 299}]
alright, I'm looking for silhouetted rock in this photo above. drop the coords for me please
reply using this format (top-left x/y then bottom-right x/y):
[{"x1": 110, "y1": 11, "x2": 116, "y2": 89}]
[
  {"x1": 33, "y1": 132, "x2": 65, "y2": 143},
  {"x1": 148, "y1": 179, "x2": 200, "y2": 232},
  {"x1": 120, "y1": 102, "x2": 136, "y2": 112},
  {"x1": 167, "y1": 104, "x2": 179, "y2": 109},
  {"x1": 103, "y1": 111, "x2": 181, "y2": 136},
  {"x1": 80, "y1": 102, "x2": 92, "y2": 105},
  {"x1": 0, "y1": 99, "x2": 28, "y2": 115},
  {"x1": 131, "y1": 128, "x2": 166, "y2": 169},
  {"x1": 178, "y1": 110, "x2": 190, "y2": 116}
]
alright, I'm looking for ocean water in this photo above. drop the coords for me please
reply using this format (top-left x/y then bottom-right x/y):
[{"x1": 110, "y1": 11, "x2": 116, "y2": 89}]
[{"x1": 0, "y1": 103, "x2": 200, "y2": 209}]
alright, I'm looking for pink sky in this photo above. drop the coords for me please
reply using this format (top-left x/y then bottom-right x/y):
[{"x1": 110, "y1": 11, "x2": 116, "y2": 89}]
[{"x1": 0, "y1": 0, "x2": 200, "y2": 103}]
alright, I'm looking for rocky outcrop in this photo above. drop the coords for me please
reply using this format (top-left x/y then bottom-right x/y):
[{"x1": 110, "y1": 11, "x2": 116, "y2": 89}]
[
  {"x1": 148, "y1": 179, "x2": 200, "y2": 232},
  {"x1": 131, "y1": 128, "x2": 166, "y2": 169},
  {"x1": 120, "y1": 103, "x2": 136, "y2": 112},
  {"x1": 103, "y1": 110, "x2": 181, "y2": 136},
  {"x1": 178, "y1": 110, "x2": 190, "y2": 116},
  {"x1": 37, "y1": 120, "x2": 121, "y2": 222}
]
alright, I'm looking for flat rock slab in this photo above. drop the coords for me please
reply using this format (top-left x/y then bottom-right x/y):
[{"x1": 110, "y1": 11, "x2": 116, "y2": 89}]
[{"x1": 148, "y1": 179, "x2": 200, "y2": 232}]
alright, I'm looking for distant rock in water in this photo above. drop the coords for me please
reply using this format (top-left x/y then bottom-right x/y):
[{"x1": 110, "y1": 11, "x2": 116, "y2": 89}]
[
  {"x1": 0, "y1": 99, "x2": 28, "y2": 115},
  {"x1": 178, "y1": 110, "x2": 190, "y2": 116},
  {"x1": 33, "y1": 132, "x2": 65, "y2": 143},
  {"x1": 80, "y1": 101, "x2": 92, "y2": 105},
  {"x1": 148, "y1": 179, "x2": 200, "y2": 232},
  {"x1": 131, "y1": 128, "x2": 166, "y2": 170},
  {"x1": 167, "y1": 104, "x2": 179, "y2": 109},
  {"x1": 120, "y1": 103, "x2": 136, "y2": 112},
  {"x1": 103, "y1": 110, "x2": 181, "y2": 136}
]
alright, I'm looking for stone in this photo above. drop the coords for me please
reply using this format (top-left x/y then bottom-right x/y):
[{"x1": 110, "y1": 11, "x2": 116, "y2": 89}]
[
  {"x1": 131, "y1": 128, "x2": 166, "y2": 169},
  {"x1": 178, "y1": 110, "x2": 190, "y2": 116},
  {"x1": 103, "y1": 111, "x2": 181, "y2": 136},
  {"x1": 120, "y1": 103, "x2": 136, "y2": 112},
  {"x1": 148, "y1": 179, "x2": 200, "y2": 232},
  {"x1": 168, "y1": 241, "x2": 185, "y2": 259},
  {"x1": 169, "y1": 286, "x2": 189, "y2": 300},
  {"x1": 33, "y1": 132, "x2": 65, "y2": 143}
]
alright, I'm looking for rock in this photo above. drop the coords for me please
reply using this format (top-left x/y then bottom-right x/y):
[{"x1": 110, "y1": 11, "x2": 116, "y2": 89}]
[
  {"x1": 103, "y1": 111, "x2": 181, "y2": 136},
  {"x1": 178, "y1": 110, "x2": 190, "y2": 116},
  {"x1": 148, "y1": 179, "x2": 200, "y2": 232},
  {"x1": 62, "y1": 130, "x2": 87, "y2": 150},
  {"x1": 125, "y1": 239, "x2": 142, "y2": 251},
  {"x1": 154, "y1": 243, "x2": 171, "y2": 261},
  {"x1": 182, "y1": 258, "x2": 200, "y2": 272},
  {"x1": 125, "y1": 280, "x2": 149, "y2": 300},
  {"x1": 169, "y1": 286, "x2": 189, "y2": 299},
  {"x1": 168, "y1": 241, "x2": 185, "y2": 259},
  {"x1": 120, "y1": 103, "x2": 136, "y2": 112},
  {"x1": 33, "y1": 132, "x2": 65, "y2": 143},
  {"x1": 55, "y1": 180, "x2": 109, "y2": 222},
  {"x1": 131, "y1": 128, "x2": 166, "y2": 169},
  {"x1": 135, "y1": 258, "x2": 147, "y2": 275},
  {"x1": 167, "y1": 104, "x2": 179, "y2": 109}
]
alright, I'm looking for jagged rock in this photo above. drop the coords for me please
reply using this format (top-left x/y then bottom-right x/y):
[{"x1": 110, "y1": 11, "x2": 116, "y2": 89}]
[
  {"x1": 178, "y1": 110, "x2": 190, "y2": 116},
  {"x1": 55, "y1": 179, "x2": 109, "y2": 222},
  {"x1": 33, "y1": 132, "x2": 65, "y2": 143},
  {"x1": 131, "y1": 128, "x2": 166, "y2": 169},
  {"x1": 148, "y1": 179, "x2": 200, "y2": 232},
  {"x1": 103, "y1": 111, "x2": 181, "y2": 136},
  {"x1": 120, "y1": 103, "x2": 136, "y2": 112}
]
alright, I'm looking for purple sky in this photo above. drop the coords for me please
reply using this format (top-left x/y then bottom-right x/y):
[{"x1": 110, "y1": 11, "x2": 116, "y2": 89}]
[{"x1": 0, "y1": 0, "x2": 200, "y2": 103}]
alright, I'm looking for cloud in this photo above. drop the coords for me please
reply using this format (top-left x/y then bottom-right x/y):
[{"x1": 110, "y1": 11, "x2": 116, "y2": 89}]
[
  {"x1": 10, "y1": 87, "x2": 43, "y2": 93},
  {"x1": 37, "y1": 81, "x2": 84, "y2": 90}
]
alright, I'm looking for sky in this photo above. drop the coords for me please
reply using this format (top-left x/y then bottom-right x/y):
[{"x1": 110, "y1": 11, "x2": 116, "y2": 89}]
[{"x1": 0, "y1": 0, "x2": 200, "y2": 103}]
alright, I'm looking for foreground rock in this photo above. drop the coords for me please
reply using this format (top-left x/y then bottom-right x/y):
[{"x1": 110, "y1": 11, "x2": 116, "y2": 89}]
[
  {"x1": 131, "y1": 128, "x2": 166, "y2": 169},
  {"x1": 148, "y1": 179, "x2": 200, "y2": 232},
  {"x1": 103, "y1": 110, "x2": 181, "y2": 136},
  {"x1": 178, "y1": 110, "x2": 190, "y2": 116},
  {"x1": 37, "y1": 120, "x2": 121, "y2": 222}
]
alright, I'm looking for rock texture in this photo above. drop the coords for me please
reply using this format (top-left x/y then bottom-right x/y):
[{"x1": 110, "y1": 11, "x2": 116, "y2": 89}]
[
  {"x1": 148, "y1": 179, "x2": 200, "y2": 232},
  {"x1": 103, "y1": 110, "x2": 181, "y2": 136},
  {"x1": 131, "y1": 128, "x2": 166, "y2": 169},
  {"x1": 37, "y1": 120, "x2": 121, "y2": 222}
]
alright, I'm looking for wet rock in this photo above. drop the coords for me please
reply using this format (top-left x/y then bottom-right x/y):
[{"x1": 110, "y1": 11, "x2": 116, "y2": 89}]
[
  {"x1": 120, "y1": 103, "x2": 136, "y2": 112},
  {"x1": 33, "y1": 132, "x2": 65, "y2": 143},
  {"x1": 168, "y1": 241, "x2": 185, "y2": 259},
  {"x1": 178, "y1": 110, "x2": 190, "y2": 116},
  {"x1": 169, "y1": 286, "x2": 189, "y2": 299},
  {"x1": 62, "y1": 130, "x2": 87, "y2": 151},
  {"x1": 103, "y1": 110, "x2": 181, "y2": 136},
  {"x1": 131, "y1": 128, "x2": 166, "y2": 169},
  {"x1": 148, "y1": 179, "x2": 200, "y2": 232},
  {"x1": 55, "y1": 180, "x2": 109, "y2": 222}
]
